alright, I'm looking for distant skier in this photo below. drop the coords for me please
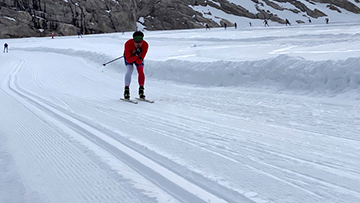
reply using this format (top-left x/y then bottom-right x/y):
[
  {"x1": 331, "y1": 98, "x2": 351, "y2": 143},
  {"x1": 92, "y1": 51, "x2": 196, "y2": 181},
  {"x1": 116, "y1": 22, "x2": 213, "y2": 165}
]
[
  {"x1": 325, "y1": 18, "x2": 329, "y2": 24},
  {"x1": 285, "y1": 19, "x2": 291, "y2": 26},
  {"x1": 224, "y1": 22, "x2": 227, "y2": 29},
  {"x1": 308, "y1": 18, "x2": 312, "y2": 23},
  {"x1": 51, "y1": 32, "x2": 54, "y2": 39},
  {"x1": 249, "y1": 22, "x2": 252, "y2": 27},
  {"x1": 264, "y1": 19, "x2": 269, "y2": 27},
  {"x1": 205, "y1": 23, "x2": 210, "y2": 30},
  {"x1": 123, "y1": 31, "x2": 149, "y2": 100},
  {"x1": 77, "y1": 30, "x2": 83, "y2": 38},
  {"x1": 3, "y1": 43, "x2": 8, "y2": 53},
  {"x1": 234, "y1": 22, "x2": 237, "y2": 29}
]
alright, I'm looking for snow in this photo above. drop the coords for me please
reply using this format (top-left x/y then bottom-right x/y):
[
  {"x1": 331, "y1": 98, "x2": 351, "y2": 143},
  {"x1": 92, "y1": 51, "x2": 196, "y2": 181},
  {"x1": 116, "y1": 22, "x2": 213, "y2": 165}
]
[
  {"x1": 191, "y1": 4, "x2": 263, "y2": 26},
  {"x1": 192, "y1": 0, "x2": 360, "y2": 26},
  {"x1": 3, "y1": 16, "x2": 16, "y2": 21},
  {"x1": 1, "y1": 21, "x2": 360, "y2": 203}
]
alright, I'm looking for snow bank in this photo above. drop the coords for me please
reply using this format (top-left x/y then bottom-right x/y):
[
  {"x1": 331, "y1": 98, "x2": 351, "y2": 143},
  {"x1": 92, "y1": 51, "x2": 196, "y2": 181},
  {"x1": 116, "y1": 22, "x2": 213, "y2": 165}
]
[
  {"x1": 145, "y1": 55, "x2": 360, "y2": 97},
  {"x1": 16, "y1": 47, "x2": 360, "y2": 98}
]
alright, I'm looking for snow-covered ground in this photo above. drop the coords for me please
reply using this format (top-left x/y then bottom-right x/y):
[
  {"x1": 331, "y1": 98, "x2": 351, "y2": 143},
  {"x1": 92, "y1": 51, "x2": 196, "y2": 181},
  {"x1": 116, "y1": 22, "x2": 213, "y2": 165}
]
[
  {"x1": 192, "y1": 0, "x2": 360, "y2": 27},
  {"x1": 1, "y1": 22, "x2": 360, "y2": 203}
]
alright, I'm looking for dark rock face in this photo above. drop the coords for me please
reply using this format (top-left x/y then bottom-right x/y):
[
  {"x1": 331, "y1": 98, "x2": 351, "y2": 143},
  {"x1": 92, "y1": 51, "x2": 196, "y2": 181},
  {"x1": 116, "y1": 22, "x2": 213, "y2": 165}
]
[
  {"x1": 1, "y1": 0, "x2": 360, "y2": 38},
  {"x1": 0, "y1": 0, "x2": 137, "y2": 38}
]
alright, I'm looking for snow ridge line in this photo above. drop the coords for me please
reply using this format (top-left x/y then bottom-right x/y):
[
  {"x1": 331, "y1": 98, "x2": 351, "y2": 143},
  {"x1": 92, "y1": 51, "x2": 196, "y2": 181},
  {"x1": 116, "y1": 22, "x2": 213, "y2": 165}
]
[{"x1": 5, "y1": 59, "x2": 236, "y2": 203}]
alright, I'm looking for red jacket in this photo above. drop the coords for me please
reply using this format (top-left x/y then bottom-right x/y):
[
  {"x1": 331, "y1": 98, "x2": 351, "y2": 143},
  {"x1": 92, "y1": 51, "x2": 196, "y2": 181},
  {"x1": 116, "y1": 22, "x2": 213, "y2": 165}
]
[{"x1": 124, "y1": 39, "x2": 149, "y2": 65}]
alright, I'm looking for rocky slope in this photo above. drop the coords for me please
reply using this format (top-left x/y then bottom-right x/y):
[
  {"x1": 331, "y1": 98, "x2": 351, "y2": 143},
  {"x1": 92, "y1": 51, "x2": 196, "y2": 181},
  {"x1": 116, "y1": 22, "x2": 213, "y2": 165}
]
[
  {"x1": 0, "y1": 0, "x2": 138, "y2": 38},
  {"x1": 1, "y1": 0, "x2": 360, "y2": 38}
]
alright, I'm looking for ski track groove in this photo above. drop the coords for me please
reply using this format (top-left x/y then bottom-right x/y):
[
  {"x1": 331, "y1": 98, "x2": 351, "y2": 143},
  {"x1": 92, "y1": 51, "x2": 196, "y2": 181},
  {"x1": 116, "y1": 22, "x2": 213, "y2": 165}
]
[
  {"x1": 138, "y1": 112, "x2": 357, "y2": 199},
  {"x1": 1, "y1": 94, "x2": 142, "y2": 202},
  {"x1": 111, "y1": 94, "x2": 360, "y2": 201},
  {"x1": 4, "y1": 58, "x2": 239, "y2": 203},
  {"x1": 71, "y1": 95, "x2": 360, "y2": 201},
  {"x1": 1, "y1": 59, "x2": 154, "y2": 203},
  {"x1": 5, "y1": 50, "x2": 360, "y2": 203},
  {"x1": 57, "y1": 85, "x2": 360, "y2": 202}
]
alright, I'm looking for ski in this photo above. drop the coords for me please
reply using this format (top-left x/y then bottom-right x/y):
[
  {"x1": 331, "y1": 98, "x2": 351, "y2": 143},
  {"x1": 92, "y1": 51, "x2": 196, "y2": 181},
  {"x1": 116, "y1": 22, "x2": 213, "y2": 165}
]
[
  {"x1": 135, "y1": 98, "x2": 154, "y2": 103},
  {"x1": 120, "y1": 98, "x2": 138, "y2": 104}
]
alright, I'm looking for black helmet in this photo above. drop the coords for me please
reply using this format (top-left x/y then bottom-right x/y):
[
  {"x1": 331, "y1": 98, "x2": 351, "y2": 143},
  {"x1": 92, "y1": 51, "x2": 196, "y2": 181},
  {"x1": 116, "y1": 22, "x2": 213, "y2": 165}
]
[{"x1": 133, "y1": 31, "x2": 144, "y2": 42}]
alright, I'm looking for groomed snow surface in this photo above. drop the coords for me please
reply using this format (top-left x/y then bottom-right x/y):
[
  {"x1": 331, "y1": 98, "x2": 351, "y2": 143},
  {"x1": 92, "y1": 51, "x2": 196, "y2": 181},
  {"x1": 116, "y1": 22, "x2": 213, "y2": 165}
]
[{"x1": 1, "y1": 22, "x2": 360, "y2": 203}]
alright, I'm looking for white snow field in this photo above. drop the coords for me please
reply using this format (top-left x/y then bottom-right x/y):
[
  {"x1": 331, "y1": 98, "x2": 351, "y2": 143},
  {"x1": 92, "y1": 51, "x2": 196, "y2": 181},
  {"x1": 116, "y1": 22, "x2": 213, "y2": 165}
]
[{"x1": 1, "y1": 22, "x2": 360, "y2": 203}]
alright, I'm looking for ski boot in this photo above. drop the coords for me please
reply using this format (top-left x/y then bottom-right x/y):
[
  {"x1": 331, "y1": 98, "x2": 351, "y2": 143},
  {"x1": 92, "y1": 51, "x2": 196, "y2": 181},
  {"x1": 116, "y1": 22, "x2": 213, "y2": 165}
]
[
  {"x1": 124, "y1": 86, "x2": 130, "y2": 99},
  {"x1": 139, "y1": 86, "x2": 145, "y2": 99}
]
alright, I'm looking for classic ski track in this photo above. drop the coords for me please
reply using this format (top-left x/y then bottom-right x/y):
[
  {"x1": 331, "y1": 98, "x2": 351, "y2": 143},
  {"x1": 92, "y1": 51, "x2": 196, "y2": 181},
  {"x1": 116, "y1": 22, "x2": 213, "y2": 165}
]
[
  {"x1": 149, "y1": 110, "x2": 359, "y2": 176},
  {"x1": 60, "y1": 90, "x2": 360, "y2": 201},
  {"x1": 89, "y1": 85, "x2": 360, "y2": 200},
  {"x1": 184, "y1": 96, "x2": 360, "y2": 143},
  {"x1": 5, "y1": 59, "x2": 236, "y2": 203},
  {"x1": 0, "y1": 60, "x2": 153, "y2": 202},
  {"x1": 54, "y1": 97, "x2": 264, "y2": 202},
  {"x1": 54, "y1": 81, "x2": 360, "y2": 201},
  {"x1": 134, "y1": 108, "x2": 360, "y2": 199},
  {"x1": 6, "y1": 51, "x2": 360, "y2": 202}
]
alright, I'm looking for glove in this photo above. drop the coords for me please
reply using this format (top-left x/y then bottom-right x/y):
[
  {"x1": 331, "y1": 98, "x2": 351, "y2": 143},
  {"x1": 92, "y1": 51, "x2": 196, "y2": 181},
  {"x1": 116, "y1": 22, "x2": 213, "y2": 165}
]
[
  {"x1": 135, "y1": 57, "x2": 143, "y2": 66},
  {"x1": 134, "y1": 47, "x2": 142, "y2": 56}
]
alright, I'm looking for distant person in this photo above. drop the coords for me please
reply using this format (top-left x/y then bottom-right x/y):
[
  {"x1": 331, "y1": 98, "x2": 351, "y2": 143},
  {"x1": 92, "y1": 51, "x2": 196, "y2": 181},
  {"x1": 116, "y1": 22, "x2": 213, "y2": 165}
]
[
  {"x1": 77, "y1": 30, "x2": 83, "y2": 38},
  {"x1": 325, "y1": 18, "x2": 329, "y2": 24},
  {"x1": 224, "y1": 22, "x2": 227, "y2": 29},
  {"x1": 285, "y1": 19, "x2": 291, "y2": 26},
  {"x1": 308, "y1": 18, "x2": 312, "y2": 23},
  {"x1": 51, "y1": 32, "x2": 54, "y2": 39},
  {"x1": 249, "y1": 22, "x2": 252, "y2": 27},
  {"x1": 205, "y1": 23, "x2": 210, "y2": 30},
  {"x1": 264, "y1": 19, "x2": 269, "y2": 27},
  {"x1": 234, "y1": 22, "x2": 237, "y2": 29},
  {"x1": 3, "y1": 43, "x2": 8, "y2": 53},
  {"x1": 123, "y1": 31, "x2": 149, "y2": 100}
]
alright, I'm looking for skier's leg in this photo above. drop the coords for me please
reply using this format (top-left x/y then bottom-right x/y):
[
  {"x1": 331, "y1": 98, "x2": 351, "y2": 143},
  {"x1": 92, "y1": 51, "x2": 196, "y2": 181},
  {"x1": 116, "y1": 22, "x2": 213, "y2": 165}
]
[
  {"x1": 124, "y1": 64, "x2": 134, "y2": 99},
  {"x1": 136, "y1": 65, "x2": 145, "y2": 86},
  {"x1": 124, "y1": 64, "x2": 134, "y2": 86},
  {"x1": 136, "y1": 65, "x2": 145, "y2": 98}
]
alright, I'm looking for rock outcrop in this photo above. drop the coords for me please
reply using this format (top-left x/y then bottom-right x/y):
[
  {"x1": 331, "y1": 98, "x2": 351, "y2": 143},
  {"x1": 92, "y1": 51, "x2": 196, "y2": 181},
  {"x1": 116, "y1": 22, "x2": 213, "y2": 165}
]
[{"x1": 0, "y1": 0, "x2": 137, "y2": 38}]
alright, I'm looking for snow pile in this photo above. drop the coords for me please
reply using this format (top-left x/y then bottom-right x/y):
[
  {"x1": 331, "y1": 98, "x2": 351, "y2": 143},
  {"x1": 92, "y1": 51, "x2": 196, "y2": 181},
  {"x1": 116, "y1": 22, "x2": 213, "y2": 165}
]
[
  {"x1": 15, "y1": 46, "x2": 360, "y2": 98},
  {"x1": 145, "y1": 55, "x2": 360, "y2": 97}
]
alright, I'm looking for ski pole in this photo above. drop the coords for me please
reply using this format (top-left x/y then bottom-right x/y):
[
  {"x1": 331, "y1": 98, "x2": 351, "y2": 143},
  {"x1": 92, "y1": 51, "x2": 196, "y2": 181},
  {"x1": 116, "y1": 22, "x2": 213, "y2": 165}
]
[{"x1": 103, "y1": 56, "x2": 124, "y2": 66}]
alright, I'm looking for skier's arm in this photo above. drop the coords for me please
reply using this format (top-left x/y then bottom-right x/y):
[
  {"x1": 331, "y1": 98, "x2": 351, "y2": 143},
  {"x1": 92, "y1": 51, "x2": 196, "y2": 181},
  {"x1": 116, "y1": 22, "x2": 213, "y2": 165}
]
[{"x1": 135, "y1": 42, "x2": 148, "y2": 65}]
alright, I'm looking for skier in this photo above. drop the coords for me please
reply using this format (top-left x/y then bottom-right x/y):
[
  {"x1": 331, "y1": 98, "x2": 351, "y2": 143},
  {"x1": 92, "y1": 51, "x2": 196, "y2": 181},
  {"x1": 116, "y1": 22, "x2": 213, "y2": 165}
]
[
  {"x1": 51, "y1": 32, "x2": 54, "y2": 39},
  {"x1": 123, "y1": 31, "x2": 149, "y2": 100},
  {"x1": 234, "y1": 22, "x2": 237, "y2": 29},
  {"x1": 264, "y1": 19, "x2": 269, "y2": 27},
  {"x1": 285, "y1": 19, "x2": 291, "y2": 26},
  {"x1": 325, "y1": 18, "x2": 329, "y2": 24},
  {"x1": 77, "y1": 30, "x2": 83, "y2": 38},
  {"x1": 3, "y1": 43, "x2": 8, "y2": 53},
  {"x1": 205, "y1": 23, "x2": 210, "y2": 30}
]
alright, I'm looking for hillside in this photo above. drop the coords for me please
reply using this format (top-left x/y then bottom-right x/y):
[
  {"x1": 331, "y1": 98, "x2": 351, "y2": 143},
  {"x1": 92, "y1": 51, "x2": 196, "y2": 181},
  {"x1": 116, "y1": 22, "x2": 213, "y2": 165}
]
[{"x1": 1, "y1": 0, "x2": 360, "y2": 38}]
